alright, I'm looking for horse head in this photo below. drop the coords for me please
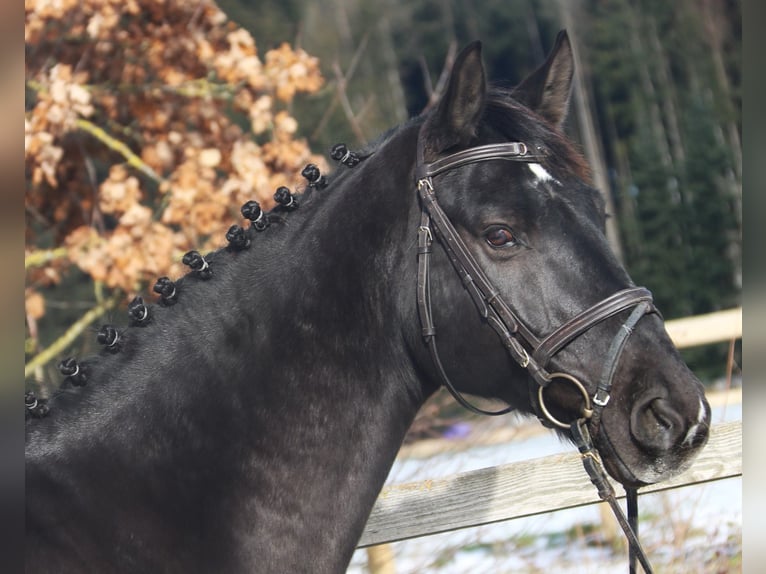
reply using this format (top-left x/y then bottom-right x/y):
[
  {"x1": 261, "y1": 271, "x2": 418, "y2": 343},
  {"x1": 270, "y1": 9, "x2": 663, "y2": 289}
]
[{"x1": 412, "y1": 32, "x2": 710, "y2": 487}]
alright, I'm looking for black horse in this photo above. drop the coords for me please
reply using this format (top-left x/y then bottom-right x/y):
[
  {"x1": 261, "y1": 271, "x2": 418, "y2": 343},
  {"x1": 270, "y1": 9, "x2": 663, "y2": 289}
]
[{"x1": 26, "y1": 32, "x2": 710, "y2": 573}]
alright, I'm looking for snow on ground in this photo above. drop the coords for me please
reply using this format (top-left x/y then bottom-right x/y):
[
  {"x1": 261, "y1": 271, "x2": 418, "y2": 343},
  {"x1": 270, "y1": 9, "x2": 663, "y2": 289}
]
[{"x1": 348, "y1": 401, "x2": 741, "y2": 573}]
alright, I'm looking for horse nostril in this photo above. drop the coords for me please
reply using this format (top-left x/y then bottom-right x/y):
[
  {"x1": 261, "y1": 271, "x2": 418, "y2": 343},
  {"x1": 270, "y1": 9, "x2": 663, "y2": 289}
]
[{"x1": 631, "y1": 397, "x2": 684, "y2": 453}]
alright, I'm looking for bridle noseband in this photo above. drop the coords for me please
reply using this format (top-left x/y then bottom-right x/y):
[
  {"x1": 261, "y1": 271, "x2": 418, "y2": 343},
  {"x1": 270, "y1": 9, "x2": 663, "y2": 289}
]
[{"x1": 415, "y1": 131, "x2": 656, "y2": 573}]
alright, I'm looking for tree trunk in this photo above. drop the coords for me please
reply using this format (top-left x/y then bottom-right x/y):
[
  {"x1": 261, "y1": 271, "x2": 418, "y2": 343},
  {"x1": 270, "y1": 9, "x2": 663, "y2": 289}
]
[
  {"x1": 646, "y1": 16, "x2": 686, "y2": 168},
  {"x1": 558, "y1": 0, "x2": 624, "y2": 261}
]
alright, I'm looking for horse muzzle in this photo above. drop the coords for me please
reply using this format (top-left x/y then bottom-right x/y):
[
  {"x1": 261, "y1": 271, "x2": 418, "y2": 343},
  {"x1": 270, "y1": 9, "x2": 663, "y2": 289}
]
[{"x1": 598, "y1": 386, "x2": 711, "y2": 487}]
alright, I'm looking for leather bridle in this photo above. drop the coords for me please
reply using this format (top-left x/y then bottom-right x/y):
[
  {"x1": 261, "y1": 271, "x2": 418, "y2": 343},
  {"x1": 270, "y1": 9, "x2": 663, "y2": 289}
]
[{"x1": 414, "y1": 130, "x2": 657, "y2": 573}]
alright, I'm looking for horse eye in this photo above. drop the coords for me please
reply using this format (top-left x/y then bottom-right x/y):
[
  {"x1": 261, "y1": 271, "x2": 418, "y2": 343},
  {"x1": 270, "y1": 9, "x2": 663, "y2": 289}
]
[{"x1": 485, "y1": 227, "x2": 517, "y2": 248}]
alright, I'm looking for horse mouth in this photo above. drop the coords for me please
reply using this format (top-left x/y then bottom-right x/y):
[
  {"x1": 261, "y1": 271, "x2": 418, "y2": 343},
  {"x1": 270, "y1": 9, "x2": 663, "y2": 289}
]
[{"x1": 595, "y1": 395, "x2": 711, "y2": 487}]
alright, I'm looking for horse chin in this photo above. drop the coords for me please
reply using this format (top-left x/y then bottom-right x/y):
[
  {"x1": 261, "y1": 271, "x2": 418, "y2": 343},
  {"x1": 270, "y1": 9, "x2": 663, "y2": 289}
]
[{"x1": 594, "y1": 419, "x2": 708, "y2": 488}]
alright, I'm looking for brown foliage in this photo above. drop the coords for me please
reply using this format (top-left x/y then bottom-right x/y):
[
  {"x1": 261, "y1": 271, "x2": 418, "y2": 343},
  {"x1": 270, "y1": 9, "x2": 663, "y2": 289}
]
[{"x1": 25, "y1": 0, "x2": 326, "y2": 318}]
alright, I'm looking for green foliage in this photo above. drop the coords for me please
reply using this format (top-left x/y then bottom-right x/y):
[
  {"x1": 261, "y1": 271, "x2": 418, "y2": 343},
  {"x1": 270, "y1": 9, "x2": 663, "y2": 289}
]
[
  {"x1": 582, "y1": 0, "x2": 741, "y2": 379},
  {"x1": 681, "y1": 95, "x2": 740, "y2": 313},
  {"x1": 623, "y1": 122, "x2": 692, "y2": 316},
  {"x1": 215, "y1": 0, "x2": 305, "y2": 47}
]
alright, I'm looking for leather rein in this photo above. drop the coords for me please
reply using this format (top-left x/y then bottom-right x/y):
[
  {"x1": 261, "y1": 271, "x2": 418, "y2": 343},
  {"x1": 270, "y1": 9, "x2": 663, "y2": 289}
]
[{"x1": 414, "y1": 131, "x2": 657, "y2": 574}]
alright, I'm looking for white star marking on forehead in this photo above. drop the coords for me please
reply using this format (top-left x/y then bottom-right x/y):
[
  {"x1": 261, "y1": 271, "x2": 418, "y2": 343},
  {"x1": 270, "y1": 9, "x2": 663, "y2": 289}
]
[{"x1": 528, "y1": 162, "x2": 558, "y2": 185}]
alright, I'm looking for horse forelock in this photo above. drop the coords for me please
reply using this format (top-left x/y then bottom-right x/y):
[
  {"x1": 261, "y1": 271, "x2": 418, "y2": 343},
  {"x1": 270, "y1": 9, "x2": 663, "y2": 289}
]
[{"x1": 484, "y1": 87, "x2": 591, "y2": 184}]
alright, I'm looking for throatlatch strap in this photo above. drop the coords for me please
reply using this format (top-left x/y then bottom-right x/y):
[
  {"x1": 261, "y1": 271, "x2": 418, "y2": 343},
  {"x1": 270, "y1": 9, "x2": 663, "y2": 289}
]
[
  {"x1": 416, "y1": 211, "x2": 435, "y2": 340},
  {"x1": 416, "y1": 210, "x2": 512, "y2": 416},
  {"x1": 418, "y1": 178, "x2": 542, "y2": 354}
]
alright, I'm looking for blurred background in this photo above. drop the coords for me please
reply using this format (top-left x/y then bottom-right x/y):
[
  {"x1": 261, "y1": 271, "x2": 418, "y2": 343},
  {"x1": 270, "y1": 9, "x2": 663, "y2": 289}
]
[{"x1": 24, "y1": 0, "x2": 742, "y2": 572}]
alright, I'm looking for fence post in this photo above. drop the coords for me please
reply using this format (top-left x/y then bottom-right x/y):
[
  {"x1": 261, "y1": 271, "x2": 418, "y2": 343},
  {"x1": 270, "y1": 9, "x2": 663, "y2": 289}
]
[
  {"x1": 598, "y1": 501, "x2": 622, "y2": 550},
  {"x1": 366, "y1": 543, "x2": 396, "y2": 574}
]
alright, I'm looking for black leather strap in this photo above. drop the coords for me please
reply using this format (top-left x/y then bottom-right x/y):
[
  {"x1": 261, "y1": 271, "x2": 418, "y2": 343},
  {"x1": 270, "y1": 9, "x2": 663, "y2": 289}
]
[
  {"x1": 416, "y1": 142, "x2": 545, "y2": 180},
  {"x1": 590, "y1": 301, "x2": 654, "y2": 437},
  {"x1": 416, "y1": 209, "x2": 513, "y2": 416},
  {"x1": 572, "y1": 420, "x2": 654, "y2": 574},
  {"x1": 418, "y1": 179, "x2": 545, "y2": 371},
  {"x1": 532, "y1": 287, "x2": 655, "y2": 366},
  {"x1": 416, "y1": 211, "x2": 435, "y2": 340}
]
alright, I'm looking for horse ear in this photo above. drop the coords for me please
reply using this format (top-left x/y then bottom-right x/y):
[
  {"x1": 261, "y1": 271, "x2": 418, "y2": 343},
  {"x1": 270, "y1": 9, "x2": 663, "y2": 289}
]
[
  {"x1": 512, "y1": 30, "x2": 574, "y2": 128},
  {"x1": 422, "y1": 41, "x2": 486, "y2": 156}
]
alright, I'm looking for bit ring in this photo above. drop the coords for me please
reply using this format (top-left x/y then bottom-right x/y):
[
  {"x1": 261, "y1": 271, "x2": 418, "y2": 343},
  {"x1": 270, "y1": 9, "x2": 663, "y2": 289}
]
[{"x1": 538, "y1": 372, "x2": 593, "y2": 429}]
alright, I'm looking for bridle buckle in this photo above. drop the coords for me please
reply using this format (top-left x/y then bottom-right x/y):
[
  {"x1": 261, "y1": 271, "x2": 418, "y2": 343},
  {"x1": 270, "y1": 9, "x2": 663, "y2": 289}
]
[
  {"x1": 417, "y1": 177, "x2": 433, "y2": 192},
  {"x1": 593, "y1": 392, "x2": 611, "y2": 408},
  {"x1": 518, "y1": 347, "x2": 530, "y2": 368}
]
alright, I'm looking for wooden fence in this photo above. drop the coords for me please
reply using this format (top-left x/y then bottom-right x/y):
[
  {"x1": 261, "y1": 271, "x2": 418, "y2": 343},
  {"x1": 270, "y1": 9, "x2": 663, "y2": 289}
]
[{"x1": 359, "y1": 307, "x2": 742, "y2": 549}]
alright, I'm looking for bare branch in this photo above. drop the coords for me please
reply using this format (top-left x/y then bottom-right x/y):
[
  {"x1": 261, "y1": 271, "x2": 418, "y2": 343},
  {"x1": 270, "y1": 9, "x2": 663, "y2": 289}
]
[
  {"x1": 332, "y1": 61, "x2": 367, "y2": 143},
  {"x1": 25, "y1": 247, "x2": 69, "y2": 269},
  {"x1": 311, "y1": 34, "x2": 370, "y2": 142},
  {"x1": 75, "y1": 119, "x2": 165, "y2": 183},
  {"x1": 422, "y1": 40, "x2": 458, "y2": 112},
  {"x1": 24, "y1": 293, "x2": 121, "y2": 379}
]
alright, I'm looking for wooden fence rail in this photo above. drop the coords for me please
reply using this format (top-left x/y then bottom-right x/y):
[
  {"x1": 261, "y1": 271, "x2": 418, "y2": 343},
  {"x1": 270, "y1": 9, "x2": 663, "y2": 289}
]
[
  {"x1": 359, "y1": 307, "x2": 742, "y2": 548},
  {"x1": 663, "y1": 307, "x2": 741, "y2": 348},
  {"x1": 359, "y1": 420, "x2": 741, "y2": 547}
]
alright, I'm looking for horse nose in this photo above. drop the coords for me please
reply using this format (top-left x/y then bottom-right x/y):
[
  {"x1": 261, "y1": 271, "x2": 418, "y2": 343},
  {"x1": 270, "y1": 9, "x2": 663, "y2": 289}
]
[{"x1": 630, "y1": 396, "x2": 699, "y2": 454}]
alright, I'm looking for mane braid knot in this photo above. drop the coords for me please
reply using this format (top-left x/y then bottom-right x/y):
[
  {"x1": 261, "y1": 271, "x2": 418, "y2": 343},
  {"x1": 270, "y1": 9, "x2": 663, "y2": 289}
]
[
  {"x1": 241, "y1": 200, "x2": 269, "y2": 231},
  {"x1": 153, "y1": 276, "x2": 178, "y2": 306},
  {"x1": 96, "y1": 324, "x2": 121, "y2": 353},
  {"x1": 330, "y1": 143, "x2": 361, "y2": 167},
  {"x1": 59, "y1": 357, "x2": 87, "y2": 386},
  {"x1": 225, "y1": 224, "x2": 251, "y2": 250},
  {"x1": 274, "y1": 186, "x2": 298, "y2": 210},
  {"x1": 301, "y1": 163, "x2": 328, "y2": 189},
  {"x1": 182, "y1": 250, "x2": 213, "y2": 279},
  {"x1": 25, "y1": 390, "x2": 50, "y2": 419},
  {"x1": 128, "y1": 296, "x2": 150, "y2": 325}
]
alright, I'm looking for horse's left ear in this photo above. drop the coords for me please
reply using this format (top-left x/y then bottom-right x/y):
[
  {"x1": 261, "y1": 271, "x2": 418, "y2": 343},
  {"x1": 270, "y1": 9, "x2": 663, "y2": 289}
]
[
  {"x1": 512, "y1": 30, "x2": 574, "y2": 128},
  {"x1": 422, "y1": 41, "x2": 487, "y2": 157}
]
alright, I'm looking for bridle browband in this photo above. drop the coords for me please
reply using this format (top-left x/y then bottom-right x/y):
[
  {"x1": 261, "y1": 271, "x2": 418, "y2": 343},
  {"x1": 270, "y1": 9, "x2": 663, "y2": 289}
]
[{"x1": 414, "y1": 129, "x2": 656, "y2": 574}]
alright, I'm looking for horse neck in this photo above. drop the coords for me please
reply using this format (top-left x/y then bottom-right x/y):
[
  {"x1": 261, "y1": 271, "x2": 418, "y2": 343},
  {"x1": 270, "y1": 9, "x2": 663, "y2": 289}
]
[{"x1": 26, "y1": 126, "x2": 431, "y2": 572}]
